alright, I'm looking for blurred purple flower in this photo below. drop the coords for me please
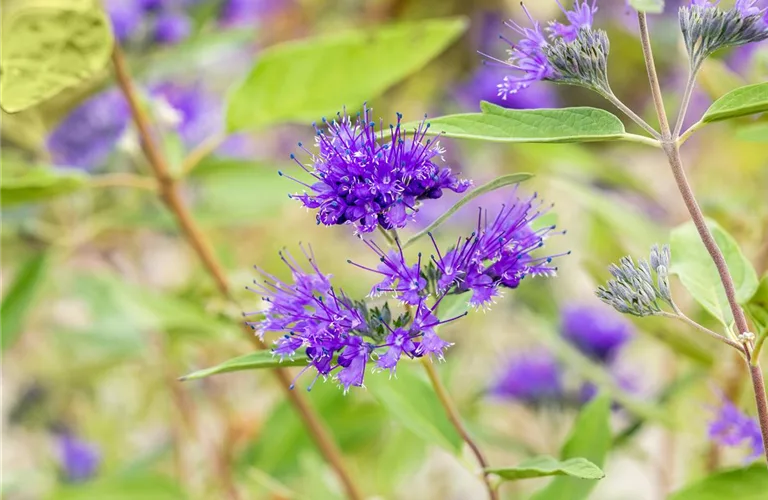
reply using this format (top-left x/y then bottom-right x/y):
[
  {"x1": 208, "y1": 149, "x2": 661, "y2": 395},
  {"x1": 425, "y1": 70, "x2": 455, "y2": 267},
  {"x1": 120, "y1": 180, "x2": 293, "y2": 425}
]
[
  {"x1": 560, "y1": 303, "x2": 634, "y2": 363},
  {"x1": 153, "y1": 11, "x2": 192, "y2": 44},
  {"x1": 105, "y1": 0, "x2": 144, "y2": 42},
  {"x1": 219, "y1": 0, "x2": 293, "y2": 26},
  {"x1": 455, "y1": 68, "x2": 559, "y2": 110},
  {"x1": 285, "y1": 106, "x2": 471, "y2": 234},
  {"x1": 47, "y1": 90, "x2": 130, "y2": 170},
  {"x1": 151, "y1": 82, "x2": 220, "y2": 148},
  {"x1": 709, "y1": 396, "x2": 764, "y2": 462},
  {"x1": 490, "y1": 351, "x2": 564, "y2": 404},
  {"x1": 57, "y1": 433, "x2": 100, "y2": 483}
]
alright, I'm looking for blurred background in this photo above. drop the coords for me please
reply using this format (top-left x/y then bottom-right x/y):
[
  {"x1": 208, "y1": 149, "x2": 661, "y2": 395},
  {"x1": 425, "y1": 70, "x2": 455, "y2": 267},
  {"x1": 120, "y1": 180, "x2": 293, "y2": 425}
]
[{"x1": 1, "y1": 0, "x2": 767, "y2": 499}]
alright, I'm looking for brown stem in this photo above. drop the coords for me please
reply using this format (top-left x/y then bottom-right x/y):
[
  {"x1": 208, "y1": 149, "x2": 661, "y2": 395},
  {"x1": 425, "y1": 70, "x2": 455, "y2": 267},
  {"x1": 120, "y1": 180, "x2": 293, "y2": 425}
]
[
  {"x1": 636, "y1": 15, "x2": 768, "y2": 465},
  {"x1": 420, "y1": 358, "x2": 498, "y2": 500},
  {"x1": 749, "y1": 364, "x2": 768, "y2": 464},
  {"x1": 637, "y1": 13, "x2": 671, "y2": 139},
  {"x1": 111, "y1": 45, "x2": 364, "y2": 500}
]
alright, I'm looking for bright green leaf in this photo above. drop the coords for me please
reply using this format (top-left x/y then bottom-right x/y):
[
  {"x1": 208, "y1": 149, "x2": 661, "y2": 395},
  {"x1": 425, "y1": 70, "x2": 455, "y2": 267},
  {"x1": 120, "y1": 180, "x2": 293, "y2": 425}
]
[
  {"x1": 736, "y1": 122, "x2": 768, "y2": 143},
  {"x1": 668, "y1": 465, "x2": 768, "y2": 500},
  {"x1": 670, "y1": 219, "x2": 759, "y2": 327},
  {"x1": 1, "y1": 167, "x2": 88, "y2": 206},
  {"x1": 226, "y1": 17, "x2": 467, "y2": 131},
  {"x1": 487, "y1": 456, "x2": 605, "y2": 482},
  {"x1": 401, "y1": 103, "x2": 628, "y2": 144},
  {"x1": 530, "y1": 395, "x2": 612, "y2": 500},
  {"x1": 366, "y1": 363, "x2": 462, "y2": 453},
  {"x1": 1, "y1": 0, "x2": 113, "y2": 113},
  {"x1": 702, "y1": 82, "x2": 768, "y2": 123},
  {"x1": 180, "y1": 351, "x2": 310, "y2": 381},
  {"x1": 1, "y1": 252, "x2": 49, "y2": 351},
  {"x1": 49, "y1": 474, "x2": 183, "y2": 500},
  {"x1": 403, "y1": 173, "x2": 534, "y2": 248},
  {"x1": 628, "y1": 0, "x2": 665, "y2": 13}
]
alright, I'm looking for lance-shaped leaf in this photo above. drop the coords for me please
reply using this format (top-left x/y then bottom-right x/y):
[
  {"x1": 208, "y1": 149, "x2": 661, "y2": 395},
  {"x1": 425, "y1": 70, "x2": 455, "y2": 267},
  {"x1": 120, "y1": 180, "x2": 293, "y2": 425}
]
[
  {"x1": 668, "y1": 465, "x2": 768, "y2": 500},
  {"x1": 227, "y1": 18, "x2": 467, "y2": 131},
  {"x1": 487, "y1": 456, "x2": 605, "y2": 482},
  {"x1": 403, "y1": 172, "x2": 534, "y2": 248},
  {"x1": 1, "y1": 252, "x2": 49, "y2": 351},
  {"x1": 702, "y1": 82, "x2": 768, "y2": 123},
  {"x1": 2, "y1": 167, "x2": 89, "y2": 206},
  {"x1": 399, "y1": 102, "x2": 633, "y2": 144},
  {"x1": 180, "y1": 351, "x2": 310, "y2": 381}
]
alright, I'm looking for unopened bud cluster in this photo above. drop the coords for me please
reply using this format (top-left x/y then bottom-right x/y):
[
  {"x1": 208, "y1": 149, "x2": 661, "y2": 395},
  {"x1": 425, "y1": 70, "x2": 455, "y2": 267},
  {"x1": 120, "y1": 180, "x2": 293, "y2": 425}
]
[
  {"x1": 546, "y1": 28, "x2": 611, "y2": 95},
  {"x1": 680, "y1": 2, "x2": 768, "y2": 70},
  {"x1": 596, "y1": 244, "x2": 673, "y2": 317}
]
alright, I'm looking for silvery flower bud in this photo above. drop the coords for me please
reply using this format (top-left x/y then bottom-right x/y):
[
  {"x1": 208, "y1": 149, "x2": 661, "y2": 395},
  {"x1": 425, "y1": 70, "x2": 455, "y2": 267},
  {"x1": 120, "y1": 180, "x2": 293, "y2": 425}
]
[{"x1": 546, "y1": 28, "x2": 612, "y2": 95}]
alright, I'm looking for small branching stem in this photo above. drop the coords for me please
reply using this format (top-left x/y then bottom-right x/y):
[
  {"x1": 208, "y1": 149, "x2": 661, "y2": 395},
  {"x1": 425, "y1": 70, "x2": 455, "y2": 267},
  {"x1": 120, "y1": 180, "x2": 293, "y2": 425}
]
[
  {"x1": 601, "y1": 91, "x2": 662, "y2": 139},
  {"x1": 636, "y1": 12, "x2": 768, "y2": 466},
  {"x1": 658, "y1": 310, "x2": 744, "y2": 353},
  {"x1": 111, "y1": 45, "x2": 364, "y2": 500},
  {"x1": 673, "y1": 71, "x2": 698, "y2": 139}
]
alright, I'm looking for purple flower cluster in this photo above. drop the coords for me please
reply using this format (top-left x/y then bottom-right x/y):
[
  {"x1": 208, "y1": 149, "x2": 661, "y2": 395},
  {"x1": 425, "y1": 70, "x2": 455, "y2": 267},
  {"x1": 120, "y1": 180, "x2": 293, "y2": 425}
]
[
  {"x1": 490, "y1": 302, "x2": 636, "y2": 406},
  {"x1": 246, "y1": 246, "x2": 461, "y2": 392},
  {"x1": 561, "y1": 303, "x2": 634, "y2": 363},
  {"x1": 219, "y1": 0, "x2": 294, "y2": 27},
  {"x1": 709, "y1": 396, "x2": 765, "y2": 462},
  {"x1": 490, "y1": 351, "x2": 564, "y2": 404},
  {"x1": 56, "y1": 432, "x2": 100, "y2": 483},
  {"x1": 485, "y1": 1, "x2": 598, "y2": 99},
  {"x1": 285, "y1": 106, "x2": 471, "y2": 234},
  {"x1": 105, "y1": 0, "x2": 192, "y2": 45}
]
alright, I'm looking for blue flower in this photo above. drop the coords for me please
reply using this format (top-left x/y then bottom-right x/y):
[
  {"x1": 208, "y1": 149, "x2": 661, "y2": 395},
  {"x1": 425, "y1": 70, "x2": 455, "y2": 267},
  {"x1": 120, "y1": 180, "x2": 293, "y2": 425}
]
[
  {"x1": 429, "y1": 193, "x2": 566, "y2": 309},
  {"x1": 490, "y1": 351, "x2": 564, "y2": 404},
  {"x1": 560, "y1": 303, "x2": 634, "y2": 363},
  {"x1": 285, "y1": 106, "x2": 471, "y2": 234},
  {"x1": 47, "y1": 90, "x2": 130, "y2": 170},
  {"x1": 708, "y1": 396, "x2": 765, "y2": 462},
  {"x1": 485, "y1": 1, "x2": 600, "y2": 98},
  {"x1": 153, "y1": 11, "x2": 192, "y2": 44},
  {"x1": 104, "y1": 0, "x2": 144, "y2": 42},
  {"x1": 56, "y1": 432, "x2": 100, "y2": 483}
]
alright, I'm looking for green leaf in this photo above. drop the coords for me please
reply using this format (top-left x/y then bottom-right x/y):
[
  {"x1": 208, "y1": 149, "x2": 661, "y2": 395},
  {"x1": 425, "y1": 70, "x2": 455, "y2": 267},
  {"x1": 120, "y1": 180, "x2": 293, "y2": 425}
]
[
  {"x1": 628, "y1": 0, "x2": 665, "y2": 13},
  {"x1": 49, "y1": 474, "x2": 183, "y2": 500},
  {"x1": 1, "y1": 0, "x2": 114, "y2": 113},
  {"x1": 487, "y1": 456, "x2": 605, "y2": 482},
  {"x1": 1, "y1": 167, "x2": 88, "y2": 206},
  {"x1": 670, "y1": 219, "x2": 759, "y2": 326},
  {"x1": 702, "y1": 82, "x2": 768, "y2": 123},
  {"x1": 745, "y1": 276, "x2": 768, "y2": 333},
  {"x1": 736, "y1": 122, "x2": 768, "y2": 143},
  {"x1": 226, "y1": 17, "x2": 467, "y2": 131},
  {"x1": 401, "y1": 103, "x2": 628, "y2": 144},
  {"x1": 180, "y1": 351, "x2": 310, "y2": 381},
  {"x1": 403, "y1": 172, "x2": 534, "y2": 248},
  {"x1": 530, "y1": 395, "x2": 612, "y2": 500},
  {"x1": 1, "y1": 252, "x2": 49, "y2": 351},
  {"x1": 668, "y1": 465, "x2": 768, "y2": 500},
  {"x1": 366, "y1": 363, "x2": 463, "y2": 453}
]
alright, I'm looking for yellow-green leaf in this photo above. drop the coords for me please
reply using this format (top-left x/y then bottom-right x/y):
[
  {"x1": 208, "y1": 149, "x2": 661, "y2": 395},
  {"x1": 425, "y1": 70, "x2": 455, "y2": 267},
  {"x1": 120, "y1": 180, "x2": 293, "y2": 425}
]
[
  {"x1": 180, "y1": 351, "x2": 311, "y2": 381},
  {"x1": 702, "y1": 82, "x2": 768, "y2": 123},
  {"x1": 487, "y1": 456, "x2": 605, "y2": 482}
]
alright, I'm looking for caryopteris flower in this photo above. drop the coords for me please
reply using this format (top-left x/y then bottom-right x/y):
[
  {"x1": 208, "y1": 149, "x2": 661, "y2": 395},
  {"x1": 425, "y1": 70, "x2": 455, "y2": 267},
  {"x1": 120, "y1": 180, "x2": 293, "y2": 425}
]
[
  {"x1": 490, "y1": 351, "x2": 564, "y2": 404},
  {"x1": 56, "y1": 432, "x2": 100, "y2": 483},
  {"x1": 561, "y1": 303, "x2": 634, "y2": 363},
  {"x1": 596, "y1": 244, "x2": 673, "y2": 317},
  {"x1": 247, "y1": 246, "x2": 463, "y2": 392},
  {"x1": 708, "y1": 395, "x2": 765, "y2": 462},
  {"x1": 284, "y1": 106, "x2": 471, "y2": 234},
  {"x1": 485, "y1": 1, "x2": 611, "y2": 98},
  {"x1": 680, "y1": 0, "x2": 768, "y2": 70}
]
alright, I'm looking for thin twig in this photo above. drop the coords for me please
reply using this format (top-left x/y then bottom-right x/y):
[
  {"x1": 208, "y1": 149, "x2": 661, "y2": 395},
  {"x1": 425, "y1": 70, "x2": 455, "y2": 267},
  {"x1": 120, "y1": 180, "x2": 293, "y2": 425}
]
[
  {"x1": 420, "y1": 358, "x2": 499, "y2": 500},
  {"x1": 622, "y1": 133, "x2": 662, "y2": 148},
  {"x1": 601, "y1": 92, "x2": 662, "y2": 139},
  {"x1": 111, "y1": 44, "x2": 364, "y2": 500},
  {"x1": 676, "y1": 121, "x2": 702, "y2": 146},
  {"x1": 636, "y1": 14, "x2": 768, "y2": 465},
  {"x1": 637, "y1": 12, "x2": 671, "y2": 140},
  {"x1": 673, "y1": 71, "x2": 697, "y2": 139},
  {"x1": 182, "y1": 132, "x2": 226, "y2": 176},
  {"x1": 658, "y1": 311, "x2": 744, "y2": 353}
]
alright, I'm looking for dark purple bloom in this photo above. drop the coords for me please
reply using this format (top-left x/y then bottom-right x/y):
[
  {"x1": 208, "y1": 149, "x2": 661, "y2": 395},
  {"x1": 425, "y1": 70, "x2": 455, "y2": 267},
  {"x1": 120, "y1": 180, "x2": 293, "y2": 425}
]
[
  {"x1": 484, "y1": 1, "x2": 599, "y2": 98},
  {"x1": 560, "y1": 303, "x2": 634, "y2": 363},
  {"x1": 708, "y1": 396, "x2": 765, "y2": 462},
  {"x1": 429, "y1": 192, "x2": 566, "y2": 309},
  {"x1": 247, "y1": 247, "x2": 462, "y2": 391},
  {"x1": 153, "y1": 11, "x2": 192, "y2": 44},
  {"x1": 490, "y1": 351, "x2": 564, "y2": 404},
  {"x1": 348, "y1": 240, "x2": 427, "y2": 306},
  {"x1": 285, "y1": 106, "x2": 471, "y2": 234},
  {"x1": 57, "y1": 433, "x2": 100, "y2": 483},
  {"x1": 47, "y1": 90, "x2": 130, "y2": 170}
]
